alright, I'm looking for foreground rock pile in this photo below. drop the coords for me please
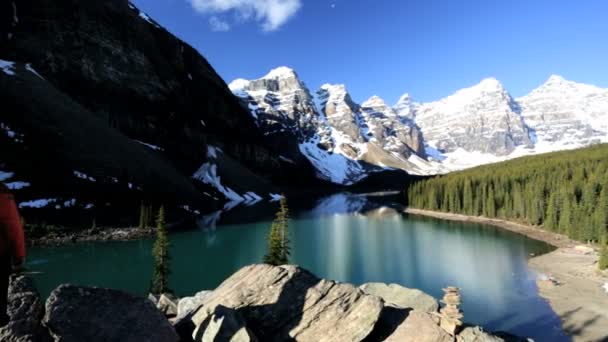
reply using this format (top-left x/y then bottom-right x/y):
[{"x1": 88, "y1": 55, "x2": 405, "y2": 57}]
[{"x1": 4, "y1": 265, "x2": 528, "y2": 342}]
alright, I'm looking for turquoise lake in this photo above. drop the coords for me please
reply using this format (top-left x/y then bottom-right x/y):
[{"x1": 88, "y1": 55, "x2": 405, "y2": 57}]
[{"x1": 27, "y1": 193, "x2": 569, "y2": 341}]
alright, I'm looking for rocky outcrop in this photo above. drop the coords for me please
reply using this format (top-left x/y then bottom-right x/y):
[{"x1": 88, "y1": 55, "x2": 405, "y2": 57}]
[
  {"x1": 181, "y1": 264, "x2": 519, "y2": 342},
  {"x1": 360, "y1": 282, "x2": 439, "y2": 312},
  {"x1": 3, "y1": 266, "x2": 527, "y2": 342},
  {"x1": 44, "y1": 284, "x2": 179, "y2": 342},
  {"x1": 0, "y1": 275, "x2": 49, "y2": 342},
  {"x1": 190, "y1": 264, "x2": 383, "y2": 341}
]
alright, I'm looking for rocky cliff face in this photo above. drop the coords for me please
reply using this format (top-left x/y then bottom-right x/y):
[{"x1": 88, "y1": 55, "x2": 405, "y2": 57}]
[
  {"x1": 360, "y1": 95, "x2": 426, "y2": 157},
  {"x1": 517, "y1": 75, "x2": 608, "y2": 147},
  {"x1": 233, "y1": 66, "x2": 608, "y2": 177},
  {"x1": 413, "y1": 78, "x2": 532, "y2": 156},
  {"x1": 230, "y1": 68, "x2": 440, "y2": 184}
]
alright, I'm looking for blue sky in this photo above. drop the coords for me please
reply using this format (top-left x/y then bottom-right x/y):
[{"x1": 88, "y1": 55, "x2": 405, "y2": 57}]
[{"x1": 133, "y1": 0, "x2": 608, "y2": 104}]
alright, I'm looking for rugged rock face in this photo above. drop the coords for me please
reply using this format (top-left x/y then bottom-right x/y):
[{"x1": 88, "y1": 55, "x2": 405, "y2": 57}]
[
  {"x1": 44, "y1": 284, "x2": 179, "y2": 342},
  {"x1": 231, "y1": 65, "x2": 608, "y2": 177},
  {"x1": 0, "y1": 275, "x2": 49, "y2": 342},
  {"x1": 0, "y1": 0, "x2": 289, "y2": 226},
  {"x1": 4, "y1": 266, "x2": 526, "y2": 342},
  {"x1": 517, "y1": 75, "x2": 608, "y2": 147},
  {"x1": 413, "y1": 78, "x2": 531, "y2": 156},
  {"x1": 190, "y1": 264, "x2": 384, "y2": 341},
  {"x1": 230, "y1": 68, "x2": 439, "y2": 184},
  {"x1": 360, "y1": 95, "x2": 426, "y2": 157},
  {"x1": 183, "y1": 264, "x2": 518, "y2": 342}
]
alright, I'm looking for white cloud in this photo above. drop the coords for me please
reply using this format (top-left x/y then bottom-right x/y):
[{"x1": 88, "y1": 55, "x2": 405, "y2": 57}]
[
  {"x1": 209, "y1": 16, "x2": 231, "y2": 31},
  {"x1": 189, "y1": 0, "x2": 302, "y2": 31}
]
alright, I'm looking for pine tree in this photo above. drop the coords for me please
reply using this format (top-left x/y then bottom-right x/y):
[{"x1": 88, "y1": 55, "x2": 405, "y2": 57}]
[
  {"x1": 544, "y1": 192, "x2": 559, "y2": 231},
  {"x1": 463, "y1": 179, "x2": 473, "y2": 215},
  {"x1": 558, "y1": 194, "x2": 572, "y2": 236},
  {"x1": 486, "y1": 185, "x2": 496, "y2": 217},
  {"x1": 264, "y1": 197, "x2": 291, "y2": 266},
  {"x1": 151, "y1": 206, "x2": 171, "y2": 294},
  {"x1": 594, "y1": 186, "x2": 608, "y2": 242},
  {"x1": 599, "y1": 237, "x2": 608, "y2": 270},
  {"x1": 139, "y1": 202, "x2": 148, "y2": 230}
]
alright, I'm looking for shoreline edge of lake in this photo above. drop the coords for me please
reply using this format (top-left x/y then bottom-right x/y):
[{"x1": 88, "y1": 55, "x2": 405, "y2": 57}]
[{"x1": 404, "y1": 208, "x2": 608, "y2": 342}]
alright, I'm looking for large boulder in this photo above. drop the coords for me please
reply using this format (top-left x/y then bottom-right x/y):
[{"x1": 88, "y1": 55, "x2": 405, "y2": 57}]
[
  {"x1": 191, "y1": 264, "x2": 384, "y2": 341},
  {"x1": 383, "y1": 310, "x2": 452, "y2": 342},
  {"x1": 360, "y1": 282, "x2": 439, "y2": 312},
  {"x1": 0, "y1": 275, "x2": 49, "y2": 342},
  {"x1": 44, "y1": 285, "x2": 179, "y2": 342}
]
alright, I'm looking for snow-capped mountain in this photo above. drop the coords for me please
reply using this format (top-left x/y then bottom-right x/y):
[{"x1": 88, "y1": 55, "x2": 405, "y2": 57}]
[
  {"x1": 360, "y1": 95, "x2": 425, "y2": 158},
  {"x1": 517, "y1": 75, "x2": 608, "y2": 148},
  {"x1": 413, "y1": 78, "x2": 532, "y2": 156},
  {"x1": 230, "y1": 67, "x2": 439, "y2": 185},
  {"x1": 231, "y1": 68, "x2": 608, "y2": 182}
]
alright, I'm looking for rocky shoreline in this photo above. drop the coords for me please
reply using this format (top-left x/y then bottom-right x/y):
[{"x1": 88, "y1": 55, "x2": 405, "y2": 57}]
[
  {"x1": 27, "y1": 226, "x2": 156, "y2": 247},
  {"x1": 3, "y1": 264, "x2": 528, "y2": 342},
  {"x1": 405, "y1": 208, "x2": 608, "y2": 342}
]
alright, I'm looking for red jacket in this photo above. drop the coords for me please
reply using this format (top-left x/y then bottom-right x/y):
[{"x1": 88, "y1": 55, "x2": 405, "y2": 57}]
[{"x1": 0, "y1": 185, "x2": 26, "y2": 260}]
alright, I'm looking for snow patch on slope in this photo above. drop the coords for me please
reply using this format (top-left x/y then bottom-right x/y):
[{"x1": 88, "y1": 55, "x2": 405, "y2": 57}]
[
  {"x1": 193, "y1": 163, "x2": 243, "y2": 202},
  {"x1": 134, "y1": 140, "x2": 164, "y2": 151},
  {"x1": 19, "y1": 199, "x2": 57, "y2": 209},
  {"x1": 298, "y1": 138, "x2": 366, "y2": 185},
  {"x1": 0, "y1": 60, "x2": 15, "y2": 76},
  {"x1": 0, "y1": 171, "x2": 14, "y2": 182},
  {"x1": 6, "y1": 181, "x2": 30, "y2": 190}
]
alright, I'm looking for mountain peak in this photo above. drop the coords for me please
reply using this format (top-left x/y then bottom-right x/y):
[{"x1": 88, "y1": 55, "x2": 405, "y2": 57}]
[
  {"x1": 476, "y1": 77, "x2": 503, "y2": 91},
  {"x1": 320, "y1": 83, "x2": 347, "y2": 92},
  {"x1": 546, "y1": 74, "x2": 566, "y2": 84},
  {"x1": 396, "y1": 93, "x2": 412, "y2": 105},
  {"x1": 362, "y1": 95, "x2": 388, "y2": 108},
  {"x1": 228, "y1": 78, "x2": 250, "y2": 93},
  {"x1": 263, "y1": 66, "x2": 297, "y2": 79}
]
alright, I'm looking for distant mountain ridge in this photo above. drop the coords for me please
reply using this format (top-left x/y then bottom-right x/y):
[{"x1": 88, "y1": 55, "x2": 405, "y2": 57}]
[
  {"x1": 230, "y1": 67, "x2": 438, "y2": 185},
  {"x1": 231, "y1": 67, "x2": 608, "y2": 180}
]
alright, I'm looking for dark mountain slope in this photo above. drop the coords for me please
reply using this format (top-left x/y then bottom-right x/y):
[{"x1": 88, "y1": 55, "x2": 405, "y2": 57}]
[{"x1": 0, "y1": 0, "x2": 309, "y2": 226}]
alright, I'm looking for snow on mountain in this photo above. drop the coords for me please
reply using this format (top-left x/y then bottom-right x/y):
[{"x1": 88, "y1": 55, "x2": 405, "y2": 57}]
[
  {"x1": 394, "y1": 93, "x2": 417, "y2": 119},
  {"x1": 412, "y1": 78, "x2": 532, "y2": 156},
  {"x1": 360, "y1": 95, "x2": 425, "y2": 158},
  {"x1": 517, "y1": 75, "x2": 608, "y2": 147},
  {"x1": 231, "y1": 67, "x2": 607, "y2": 181},
  {"x1": 229, "y1": 68, "x2": 440, "y2": 185}
]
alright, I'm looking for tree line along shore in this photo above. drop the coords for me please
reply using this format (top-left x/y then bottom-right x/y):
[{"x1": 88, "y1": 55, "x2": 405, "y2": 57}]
[{"x1": 406, "y1": 143, "x2": 608, "y2": 269}]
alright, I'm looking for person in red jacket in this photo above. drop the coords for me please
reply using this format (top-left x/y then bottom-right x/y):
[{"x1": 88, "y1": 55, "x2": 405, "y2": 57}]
[{"x1": 0, "y1": 183, "x2": 26, "y2": 326}]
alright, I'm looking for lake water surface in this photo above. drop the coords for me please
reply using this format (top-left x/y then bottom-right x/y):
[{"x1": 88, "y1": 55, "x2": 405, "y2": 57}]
[{"x1": 27, "y1": 193, "x2": 569, "y2": 341}]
